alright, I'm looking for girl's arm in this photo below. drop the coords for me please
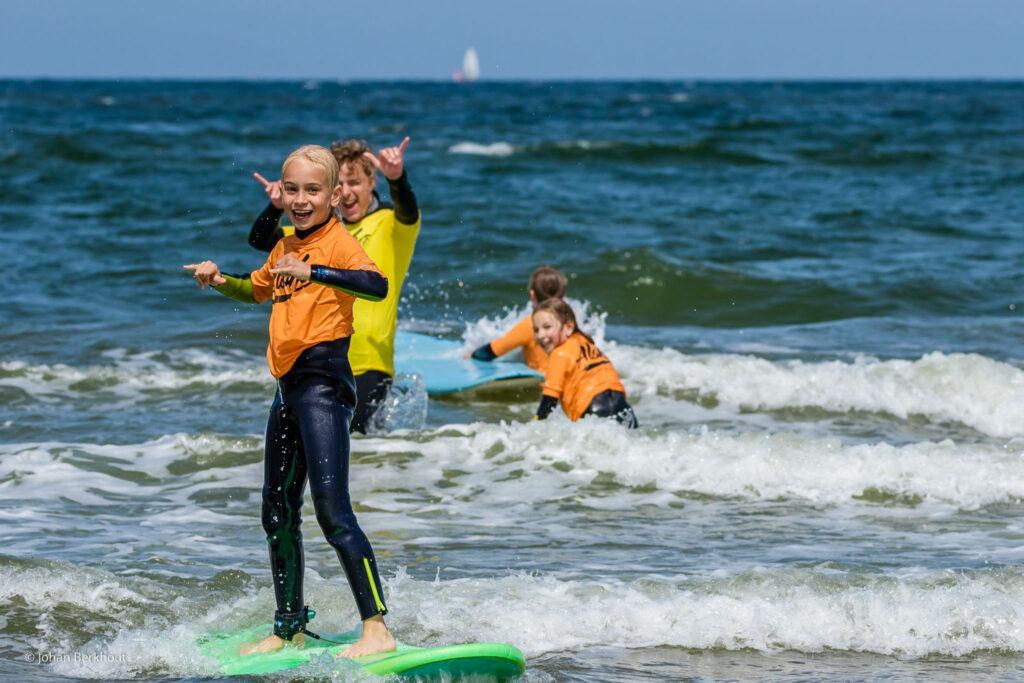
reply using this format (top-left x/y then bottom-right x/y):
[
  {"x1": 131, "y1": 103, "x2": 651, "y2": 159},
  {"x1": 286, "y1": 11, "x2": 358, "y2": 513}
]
[
  {"x1": 474, "y1": 316, "x2": 534, "y2": 362},
  {"x1": 535, "y1": 347, "x2": 569, "y2": 420},
  {"x1": 535, "y1": 395, "x2": 558, "y2": 420},
  {"x1": 471, "y1": 343, "x2": 498, "y2": 361}
]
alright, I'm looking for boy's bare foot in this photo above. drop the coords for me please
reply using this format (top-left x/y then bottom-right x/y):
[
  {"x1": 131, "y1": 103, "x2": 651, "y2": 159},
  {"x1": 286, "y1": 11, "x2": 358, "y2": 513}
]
[
  {"x1": 239, "y1": 632, "x2": 304, "y2": 655},
  {"x1": 337, "y1": 615, "x2": 396, "y2": 659}
]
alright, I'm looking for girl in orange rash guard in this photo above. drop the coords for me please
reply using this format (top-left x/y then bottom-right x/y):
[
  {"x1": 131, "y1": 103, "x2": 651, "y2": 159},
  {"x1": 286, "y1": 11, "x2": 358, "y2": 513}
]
[
  {"x1": 470, "y1": 266, "x2": 567, "y2": 372},
  {"x1": 532, "y1": 299, "x2": 638, "y2": 428}
]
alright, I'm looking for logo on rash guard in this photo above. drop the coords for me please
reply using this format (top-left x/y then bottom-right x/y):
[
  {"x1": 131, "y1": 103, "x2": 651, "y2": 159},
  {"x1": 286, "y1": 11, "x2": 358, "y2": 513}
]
[
  {"x1": 272, "y1": 254, "x2": 313, "y2": 304},
  {"x1": 577, "y1": 341, "x2": 610, "y2": 372}
]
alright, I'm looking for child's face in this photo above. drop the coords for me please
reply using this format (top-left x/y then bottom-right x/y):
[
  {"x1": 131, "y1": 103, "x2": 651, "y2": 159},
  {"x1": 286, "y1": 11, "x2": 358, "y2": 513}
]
[
  {"x1": 338, "y1": 162, "x2": 376, "y2": 223},
  {"x1": 281, "y1": 158, "x2": 341, "y2": 229},
  {"x1": 533, "y1": 310, "x2": 573, "y2": 354}
]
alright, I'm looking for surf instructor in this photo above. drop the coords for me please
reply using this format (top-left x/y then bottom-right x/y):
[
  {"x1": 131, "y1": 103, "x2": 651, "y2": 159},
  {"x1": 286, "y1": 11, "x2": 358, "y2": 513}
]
[{"x1": 249, "y1": 137, "x2": 421, "y2": 433}]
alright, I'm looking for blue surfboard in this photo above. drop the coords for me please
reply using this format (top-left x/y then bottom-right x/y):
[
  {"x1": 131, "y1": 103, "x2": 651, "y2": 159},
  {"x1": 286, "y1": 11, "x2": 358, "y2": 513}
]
[{"x1": 394, "y1": 331, "x2": 542, "y2": 396}]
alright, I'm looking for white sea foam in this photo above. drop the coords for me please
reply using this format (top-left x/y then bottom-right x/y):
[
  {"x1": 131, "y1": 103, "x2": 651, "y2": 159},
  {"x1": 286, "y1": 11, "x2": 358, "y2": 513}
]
[
  {"x1": 448, "y1": 142, "x2": 515, "y2": 157},
  {"x1": 611, "y1": 346, "x2": 1024, "y2": 438},
  {"x1": 5, "y1": 422, "x2": 1020, "y2": 513},
  {"x1": 0, "y1": 562, "x2": 150, "y2": 614},
  {"x1": 390, "y1": 568, "x2": 1024, "y2": 658},
  {"x1": 8, "y1": 561, "x2": 1024, "y2": 679},
  {"x1": 360, "y1": 420, "x2": 1024, "y2": 510},
  {"x1": 454, "y1": 309, "x2": 1024, "y2": 438},
  {"x1": 8, "y1": 336, "x2": 1017, "y2": 442},
  {"x1": 0, "y1": 433, "x2": 261, "y2": 506},
  {"x1": 0, "y1": 347, "x2": 269, "y2": 401}
]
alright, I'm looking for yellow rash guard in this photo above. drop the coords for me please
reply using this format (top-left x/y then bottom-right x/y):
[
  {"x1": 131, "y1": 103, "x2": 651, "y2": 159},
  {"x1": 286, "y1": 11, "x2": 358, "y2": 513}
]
[{"x1": 281, "y1": 205, "x2": 420, "y2": 376}]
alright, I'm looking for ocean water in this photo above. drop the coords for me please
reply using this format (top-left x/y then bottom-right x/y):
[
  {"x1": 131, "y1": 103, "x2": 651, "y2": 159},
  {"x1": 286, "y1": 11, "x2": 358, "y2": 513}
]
[{"x1": 1, "y1": 79, "x2": 1023, "y2": 682}]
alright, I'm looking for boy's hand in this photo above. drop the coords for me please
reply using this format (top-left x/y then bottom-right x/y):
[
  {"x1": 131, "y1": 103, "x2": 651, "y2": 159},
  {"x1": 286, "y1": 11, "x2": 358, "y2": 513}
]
[
  {"x1": 184, "y1": 261, "x2": 226, "y2": 289},
  {"x1": 270, "y1": 254, "x2": 311, "y2": 281},
  {"x1": 253, "y1": 172, "x2": 284, "y2": 209},
  {"x1": 364, "y1": 136, "x2": 410, "y2": 181}
]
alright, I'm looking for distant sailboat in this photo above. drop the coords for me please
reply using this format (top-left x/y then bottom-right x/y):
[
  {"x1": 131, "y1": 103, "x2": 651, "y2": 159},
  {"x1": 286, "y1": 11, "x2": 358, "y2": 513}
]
[{"x1": 453, "y1": 47, "x2": 480, "y2": 82}]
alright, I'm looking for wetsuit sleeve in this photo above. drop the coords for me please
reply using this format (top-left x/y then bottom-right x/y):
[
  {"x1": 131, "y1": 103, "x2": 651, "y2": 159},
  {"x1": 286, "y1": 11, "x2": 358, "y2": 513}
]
[
  {"x1": 213, "y1": 273, "x2": 257, "y2": 303},
  {"x1": 249, "y1": 203, "x2": 285, "y2": 252},
  {"x1": 387, "y1": 172, "x2": 419, "y2": 226},
  {"x1": 319, "y1": 225, "x2": 387, "y2": 300},
  {"x1": 535, "y1": 395, "x2": 559, "y2": 421},
  {"x1": 309, "y1": 265, "x2": 389, "y2": 302},
  {"x1": 491, "y1": 316, "x2": 535, "y2": 357},
  {"x1": 471, "y1": 343, "x2": 498, "y2": 362}
]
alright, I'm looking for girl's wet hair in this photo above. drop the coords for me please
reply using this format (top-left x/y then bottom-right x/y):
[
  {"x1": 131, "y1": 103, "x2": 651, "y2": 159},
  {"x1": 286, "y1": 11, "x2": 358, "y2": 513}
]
[
  {"x1": 532, "y1": 298, "x2": 595, "y2": 345},
  {"x1": 282, "y1": 145, "x2": 339, "y2": 190},
  {"x1": 330, "y1": 139, "x2": 376, "y2": 182},
  {"x1": 528, "y1": 266, "x2": 568, "y2": 304}
]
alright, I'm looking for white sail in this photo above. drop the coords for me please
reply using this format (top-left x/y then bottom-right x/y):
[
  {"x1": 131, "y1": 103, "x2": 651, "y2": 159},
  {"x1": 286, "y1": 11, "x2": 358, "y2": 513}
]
[{"x1": 462, "y1": 47, "x2": 480, "y2": 82}]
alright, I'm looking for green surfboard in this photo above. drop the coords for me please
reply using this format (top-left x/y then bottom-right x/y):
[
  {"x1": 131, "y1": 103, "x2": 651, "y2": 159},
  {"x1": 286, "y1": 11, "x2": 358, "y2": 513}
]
[{"x1": 197, "y1": 624, "x2": 526, "y2": 680}]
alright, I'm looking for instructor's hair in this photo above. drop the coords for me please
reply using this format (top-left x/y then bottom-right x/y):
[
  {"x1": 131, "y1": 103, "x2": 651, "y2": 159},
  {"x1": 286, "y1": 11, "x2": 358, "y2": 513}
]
[
  {"x1": 532, "y1": 299, "x2": 595, "y2": 346},
  {"x1": 330, "y1": 139, "x2": 376, "y2": 182},
  {"x1": 529, "y1": 266, "x2": 568, "y2": 304},
  {"x1": 282, "y1": 145, "x2": 339, "y2": 191}
]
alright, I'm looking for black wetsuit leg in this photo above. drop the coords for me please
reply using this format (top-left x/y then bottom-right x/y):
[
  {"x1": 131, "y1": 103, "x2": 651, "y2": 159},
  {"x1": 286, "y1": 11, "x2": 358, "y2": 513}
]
[
  {"x1": 262, "y1": 387, "x2": 307, "y2": 631},
  {"x1": 262, "y1": 338, "x2": 388, "y2": 629},
  {"x1": 350, "y1": 370, "x2": 393, "y2": 435},
  {"x1": 584, "y1": 389, "x2": 639, "y2": 429}
]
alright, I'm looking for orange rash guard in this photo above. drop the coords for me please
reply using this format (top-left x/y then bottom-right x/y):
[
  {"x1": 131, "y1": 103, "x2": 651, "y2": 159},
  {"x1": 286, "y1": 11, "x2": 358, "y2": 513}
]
[
  {"x1": 249, "y1": 216, "x2": 382, "y2": 378},
  {"x1": 490, "y1": 315, "x2": 550, "y2": 372},
  {"x1": 541, "y1": 332, "x2": 626, "y2": 421}
]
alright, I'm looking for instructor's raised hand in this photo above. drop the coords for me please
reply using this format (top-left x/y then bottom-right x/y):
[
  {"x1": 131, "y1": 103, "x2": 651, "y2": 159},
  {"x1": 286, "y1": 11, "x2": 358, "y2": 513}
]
[
  {"x1": 253, "y1": 172, "x2": 284, "y2": 209},
  {"x1": 184, "y1": 261, "x2": 226, "y2": 288},
  {"x1": 364, "y1": 137, "x2": 410, "y2": 181}
]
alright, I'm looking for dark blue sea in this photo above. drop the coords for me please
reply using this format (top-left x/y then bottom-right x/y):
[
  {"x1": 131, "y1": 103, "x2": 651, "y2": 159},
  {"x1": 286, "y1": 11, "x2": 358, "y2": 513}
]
[{"x1": 1, "y1": 79, "x2": 1023, "y2": 681}]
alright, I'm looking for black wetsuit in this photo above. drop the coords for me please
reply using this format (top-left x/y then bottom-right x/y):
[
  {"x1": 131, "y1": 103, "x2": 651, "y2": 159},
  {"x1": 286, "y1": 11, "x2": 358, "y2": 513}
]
[
  {"x1": 249, "y1": 174, "x2": 419, "y2": 435},
  {"x1": 536, "y1": 390, "x2": 639, "y2": 429},
  {"x1": 264, "y1": 337, "x2": 388, "y2": 637}
]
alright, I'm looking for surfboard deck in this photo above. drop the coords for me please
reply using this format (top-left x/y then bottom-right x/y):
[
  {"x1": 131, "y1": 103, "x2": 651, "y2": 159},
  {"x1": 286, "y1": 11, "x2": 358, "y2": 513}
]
[
  {"x1": 395, "y1": 331, "x2": 542, "y2": 396},
  {"x1": 197, "y1": 624, "x2": 525, "y2": 679}
]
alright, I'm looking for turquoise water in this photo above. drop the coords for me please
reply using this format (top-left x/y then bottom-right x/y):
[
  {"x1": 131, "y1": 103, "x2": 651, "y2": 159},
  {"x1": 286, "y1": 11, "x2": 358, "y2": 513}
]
[{"x1": 1, "y1": 80, "x2": 1023, "y2": 681}]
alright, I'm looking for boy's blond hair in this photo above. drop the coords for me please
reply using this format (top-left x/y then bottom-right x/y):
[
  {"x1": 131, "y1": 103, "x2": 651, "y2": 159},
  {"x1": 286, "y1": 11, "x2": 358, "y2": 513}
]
[{"x1": 282, "y1": 145, "x2": 340, "y2": 189}]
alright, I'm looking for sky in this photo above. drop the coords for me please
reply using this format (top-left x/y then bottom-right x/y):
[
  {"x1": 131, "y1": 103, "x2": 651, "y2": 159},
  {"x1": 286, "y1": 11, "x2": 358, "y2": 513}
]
[{"x1": 2, "y1": 0, "x2": 1023, "y2": 80}]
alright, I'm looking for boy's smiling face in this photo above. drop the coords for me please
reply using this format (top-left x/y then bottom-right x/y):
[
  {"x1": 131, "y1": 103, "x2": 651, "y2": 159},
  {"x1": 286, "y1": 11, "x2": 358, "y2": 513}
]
[{"x1": 281, "y1": 158, "x2": 342, "y2": 229}]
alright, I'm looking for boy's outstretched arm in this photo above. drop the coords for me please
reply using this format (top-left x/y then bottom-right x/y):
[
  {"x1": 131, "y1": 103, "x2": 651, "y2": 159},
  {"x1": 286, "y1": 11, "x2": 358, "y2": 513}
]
[
  {"x1": 183, "y1": 261, "x2": 258, "y2": 303},
  {"x1": 270, "y1": 254, "x2": 388, "y2": 302}
]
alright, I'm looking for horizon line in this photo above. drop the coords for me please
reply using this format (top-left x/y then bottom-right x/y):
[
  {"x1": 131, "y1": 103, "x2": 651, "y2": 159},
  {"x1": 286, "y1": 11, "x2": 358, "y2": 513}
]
[{"x1": 2, "y1": 75, "x2": 1023, "y2": 84}]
